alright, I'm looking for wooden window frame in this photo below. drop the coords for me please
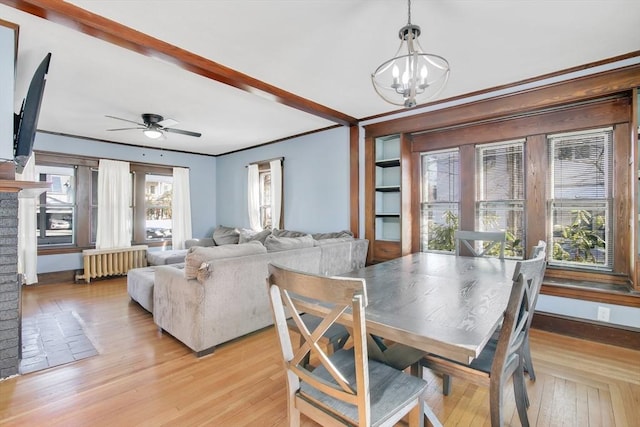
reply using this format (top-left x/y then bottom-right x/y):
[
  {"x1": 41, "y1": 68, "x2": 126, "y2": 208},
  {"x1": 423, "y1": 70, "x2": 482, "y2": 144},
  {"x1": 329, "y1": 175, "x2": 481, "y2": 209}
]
[
  {"x1": 35, "y1": 151, "x2": 175, "y2": 254},
  {"x1": 410, "y1": 97, "x2": 631, "y2": 284}
]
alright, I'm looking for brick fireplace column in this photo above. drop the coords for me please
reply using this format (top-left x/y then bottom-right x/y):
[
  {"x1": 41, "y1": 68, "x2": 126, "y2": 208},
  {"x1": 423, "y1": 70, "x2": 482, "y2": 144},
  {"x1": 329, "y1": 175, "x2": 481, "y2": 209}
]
[
  {"x1": 0, "y1": 190, "x2": 19, "y2": 378},
  {"x1": 0, "y1": 179, "x2": 48, "y2": 379}
]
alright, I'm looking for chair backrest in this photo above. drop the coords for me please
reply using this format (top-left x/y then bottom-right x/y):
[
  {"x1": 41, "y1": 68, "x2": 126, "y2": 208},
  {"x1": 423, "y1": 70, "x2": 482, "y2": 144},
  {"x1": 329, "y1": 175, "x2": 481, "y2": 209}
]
[
  {"x1": 267, "y1": 263, "x2": 372, "y2": 425},
  {"x1": 455, "y1": 230, "x2": 506, "y2": 259},
  {"x1": 491, "y1": 255, "x2": 546, "y2": 379},
  {"x1": 530, "y1": 240, "x2": 547, "y2": 259}
]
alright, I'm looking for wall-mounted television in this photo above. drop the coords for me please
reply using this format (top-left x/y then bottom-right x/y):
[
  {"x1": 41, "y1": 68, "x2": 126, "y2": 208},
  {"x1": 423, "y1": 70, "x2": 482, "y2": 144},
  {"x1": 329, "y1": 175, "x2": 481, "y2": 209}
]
[{"x1": 13, "y1": 52, "x2": 51, "y2": 173}]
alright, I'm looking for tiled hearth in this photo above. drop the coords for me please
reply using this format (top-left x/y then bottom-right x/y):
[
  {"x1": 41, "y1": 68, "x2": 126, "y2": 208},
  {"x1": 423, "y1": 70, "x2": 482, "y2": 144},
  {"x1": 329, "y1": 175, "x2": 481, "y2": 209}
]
[{"x1": 20, "y1": 311, "x2": 98, "y2": 374}]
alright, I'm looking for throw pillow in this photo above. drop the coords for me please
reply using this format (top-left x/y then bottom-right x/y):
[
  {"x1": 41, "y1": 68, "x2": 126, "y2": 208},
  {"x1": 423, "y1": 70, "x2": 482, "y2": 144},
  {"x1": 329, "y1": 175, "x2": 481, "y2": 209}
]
[
  {"x1": 212, "y1": 225, "x2": 240, "y2": 245},
  {"x1": 184, "y1": 241, "x2": 267, "y2": 280},
  {"x1": 238, "y1": 228, "x2": 272, "y2": 244},
  {"x1": 264, "y1": 234, "x2": 315, "y2": 252},
  {"x1": 311, "y1": 230, "x2": 354, "y2": 240},
  {"x1": 271, "y1": 228, "x2": 308, "y2": 238}
]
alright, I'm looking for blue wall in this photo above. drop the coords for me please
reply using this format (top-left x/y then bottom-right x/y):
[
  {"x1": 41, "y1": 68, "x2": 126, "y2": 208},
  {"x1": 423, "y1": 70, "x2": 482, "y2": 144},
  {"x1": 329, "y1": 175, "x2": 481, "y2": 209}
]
[
  {"x1": 0, "y1": 26, "x2": 14, "y2": 161},
  {"x1": 216, "y1": 126, "x2": 351, "y2": 233},
  {"x1": 34, "y1": 132, "x2": 216, "y2": 273}
]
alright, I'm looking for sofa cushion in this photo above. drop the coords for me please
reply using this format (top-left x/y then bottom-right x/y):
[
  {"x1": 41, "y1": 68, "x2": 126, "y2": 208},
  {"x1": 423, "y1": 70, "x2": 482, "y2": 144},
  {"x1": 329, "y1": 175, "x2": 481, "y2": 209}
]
[
  {"x1": 184, "y1": 241, "x2": 267, "y2": 279},
  {"x1": 264, "y1": 234, "x2": 315, "y2": 252},
  {"x1": 238, "y1": 228, "x2": 272, "y2": 244},
  {"x1": 313, "y1": 236, "x2": 354, "y2": 246},
  {"x1": 212, "y1": 225, "x2": 240, "y2": 245},
  {"x1": 271, "y1": 228, "x2": 308, "y2": 238},
  {"x1": 312, "y1": 230, "x2": 354, "y2": 240}
]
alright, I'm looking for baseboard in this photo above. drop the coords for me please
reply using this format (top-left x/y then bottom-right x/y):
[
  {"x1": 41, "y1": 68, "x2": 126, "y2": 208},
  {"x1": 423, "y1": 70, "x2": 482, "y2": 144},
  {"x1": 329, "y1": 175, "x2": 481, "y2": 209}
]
[
  {"x1": 36, "y1": 270, "x2": 78, "y2": 285},
  {"x1": 532, "y1": 311, "x2": 640, "y2": 350}
]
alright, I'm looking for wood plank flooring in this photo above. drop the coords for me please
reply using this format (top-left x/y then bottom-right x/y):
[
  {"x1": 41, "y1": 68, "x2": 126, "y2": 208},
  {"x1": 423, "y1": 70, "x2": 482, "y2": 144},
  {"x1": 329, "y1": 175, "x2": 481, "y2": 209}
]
[{"x1": 1, "y1": 277, "x2": 639, "y2": 426}]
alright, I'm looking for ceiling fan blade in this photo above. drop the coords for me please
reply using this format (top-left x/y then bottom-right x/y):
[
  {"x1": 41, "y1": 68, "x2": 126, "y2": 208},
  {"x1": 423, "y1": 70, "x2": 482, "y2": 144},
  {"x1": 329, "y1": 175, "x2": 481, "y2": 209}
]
[
  {"x1": 163, "y1": 128, "x2": 202, "y2": 138},
  {"x1": 105, "y1": 115, "x2": 145, "y2": 126},
  {"x1": 106, "y1": 127, "x2": 145, "y2": 131},
  {"x1": 158, "y1": 118, "x2": 178, "y2": 128}
]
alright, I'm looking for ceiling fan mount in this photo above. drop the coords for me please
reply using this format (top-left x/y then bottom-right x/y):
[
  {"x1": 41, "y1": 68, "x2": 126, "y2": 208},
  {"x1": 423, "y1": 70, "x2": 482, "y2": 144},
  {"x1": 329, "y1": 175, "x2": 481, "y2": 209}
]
[{"x1": 106, "y1": 113, "x2": 202, "y2": 139}]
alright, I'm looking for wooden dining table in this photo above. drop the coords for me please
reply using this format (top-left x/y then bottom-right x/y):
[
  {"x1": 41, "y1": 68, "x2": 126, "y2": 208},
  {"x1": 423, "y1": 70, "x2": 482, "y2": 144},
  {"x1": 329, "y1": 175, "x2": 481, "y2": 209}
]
[{"x1": 336, "y1": 252, "x2": 519, "y2": 365}]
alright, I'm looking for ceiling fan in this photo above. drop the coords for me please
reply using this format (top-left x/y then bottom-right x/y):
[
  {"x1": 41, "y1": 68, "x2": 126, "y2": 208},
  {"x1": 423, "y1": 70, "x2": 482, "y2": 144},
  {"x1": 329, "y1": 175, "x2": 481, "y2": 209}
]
[{"x1": 106, "y1": 113, "x2": 202, "y2": 139}]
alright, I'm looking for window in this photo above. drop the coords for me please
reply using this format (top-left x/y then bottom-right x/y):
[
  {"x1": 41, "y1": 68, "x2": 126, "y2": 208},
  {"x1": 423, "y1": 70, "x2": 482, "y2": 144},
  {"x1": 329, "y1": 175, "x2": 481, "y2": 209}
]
[
  {"x1": 548, "y1": 127, "x2": 613, "y2": 270},
  {"x1": 259, "y1": 168, "x2": 272, "y2": 229},
  {"x1": 248, "y1": 159, "x2": 283, "y2": 230},
  {"x1": 35, "y1": 152, "x2": 176, "y2": 249},
  {"x1": 36, "y1": 165, "x2": 75, "y2": 245},
  {"x1": 145, "y1": 174, "x2": 173, "y2": 240},
  {"x1": 420, "y1": 149, "x2": 459, "y2": 252},
  {"x1": 476, "y1": 141, "x2": 525, "y2": 258}
]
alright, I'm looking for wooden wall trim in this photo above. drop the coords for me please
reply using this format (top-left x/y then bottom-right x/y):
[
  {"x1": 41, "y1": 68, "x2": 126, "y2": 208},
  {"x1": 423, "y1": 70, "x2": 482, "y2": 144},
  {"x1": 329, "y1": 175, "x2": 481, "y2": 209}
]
[
  {"x1": 410, "y1": 97, "x2": 630, "y2": 151},
  {"x1": 364, "y1": 64, "x2": 640, "y2": 138},
  {"x1": 531, "y1": 311, "x2": 640, "y2": 350},
  {"x1": 349, "y1": 125, "x2": 359, "y2": 238}
]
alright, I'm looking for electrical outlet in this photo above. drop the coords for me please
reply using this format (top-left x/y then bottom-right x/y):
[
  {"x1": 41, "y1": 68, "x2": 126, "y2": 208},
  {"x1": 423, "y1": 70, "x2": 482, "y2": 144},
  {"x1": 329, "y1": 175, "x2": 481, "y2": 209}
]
[{"x1": 597, "y1": 306, "x2": 610, "y2": 322}]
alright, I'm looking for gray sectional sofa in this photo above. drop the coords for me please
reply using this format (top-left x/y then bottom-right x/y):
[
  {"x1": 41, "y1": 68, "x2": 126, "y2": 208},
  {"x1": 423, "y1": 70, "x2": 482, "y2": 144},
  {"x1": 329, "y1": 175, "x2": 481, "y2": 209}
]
[{"x1": 127, "y1": 227, "x2": 368, "y2": 356}]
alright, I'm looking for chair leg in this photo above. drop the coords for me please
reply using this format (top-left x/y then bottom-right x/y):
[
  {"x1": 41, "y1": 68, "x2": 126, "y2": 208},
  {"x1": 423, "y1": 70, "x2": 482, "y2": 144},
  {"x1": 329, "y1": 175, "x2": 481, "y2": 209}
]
[
  {"x1": 407, "y1": 399, "x2": 424, "y2": 427},
  {"x1": 489, "y1": 377, "x2": 504, "y2": 427},
  {"x1": 523, "y1": 336, "x2": 536, "y2": 381},
  {"x1": 513, "y1": 365, "x2": 531, "y2": 427},
  {"x1": 442, "y1": 374, "x2": 452, "y2": 396}
]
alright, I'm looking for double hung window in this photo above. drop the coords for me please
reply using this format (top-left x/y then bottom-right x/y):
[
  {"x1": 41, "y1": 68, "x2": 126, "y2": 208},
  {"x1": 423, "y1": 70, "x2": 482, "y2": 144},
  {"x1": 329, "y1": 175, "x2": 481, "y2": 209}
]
[
  {"x1": 36, "y1": 165, "x2": 75, "y2": 246},
  {"x1": 420, "y1": 149, "x2": 459, "y2": 252},
  {"x1": 476, "y1": 141, "x2": 525, "y2": 257},
  {"x1": 548, "y1": 127, "x2": 613, "y2": 270}
]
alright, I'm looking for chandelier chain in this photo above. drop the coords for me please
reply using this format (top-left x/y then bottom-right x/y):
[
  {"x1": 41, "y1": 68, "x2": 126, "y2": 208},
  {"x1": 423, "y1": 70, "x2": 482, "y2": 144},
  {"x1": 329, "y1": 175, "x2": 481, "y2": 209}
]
[{"x1": 407, "y1": 0, "x2": 412, "y2": 25}]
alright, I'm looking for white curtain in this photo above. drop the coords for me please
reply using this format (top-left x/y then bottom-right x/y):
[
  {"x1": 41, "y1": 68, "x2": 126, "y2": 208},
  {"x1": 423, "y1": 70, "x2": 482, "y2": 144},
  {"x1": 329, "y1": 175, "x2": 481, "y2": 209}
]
[
  {"x1": 96, "y1": 159, "x2": 131, "y2": 249},
  {"x1": 16, "y1": 154, "x2": 38, "y2": 285},
  {"x1": 270, "y1": 159, "x2": 282, "y2": 229},
  {"x1": 171, "y1": 167, "x2": 192, "y2": 249},
  {"x1": 247, "y1": 164, "x2": 262, "y2": 231}
]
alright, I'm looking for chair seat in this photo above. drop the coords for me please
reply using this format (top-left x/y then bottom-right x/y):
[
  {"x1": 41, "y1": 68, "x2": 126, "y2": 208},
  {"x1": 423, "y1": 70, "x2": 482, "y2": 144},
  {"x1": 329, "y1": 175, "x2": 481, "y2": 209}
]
[{"x1": 300, "y1": 349, "x2": 428, "y2": 427}]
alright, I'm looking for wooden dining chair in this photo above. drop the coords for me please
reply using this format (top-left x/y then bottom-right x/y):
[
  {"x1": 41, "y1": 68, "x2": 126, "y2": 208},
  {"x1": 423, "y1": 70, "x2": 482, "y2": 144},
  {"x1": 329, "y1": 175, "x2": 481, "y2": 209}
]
[
  {"x1": 421, "y1": 255, "x2": 547, "y2": 427},
  {"x1": 455, "y1": 230, "x2": 506, "y2": 259},
  {"x1": 267, "y1": 263, "x2": 429, "y2": 427}
]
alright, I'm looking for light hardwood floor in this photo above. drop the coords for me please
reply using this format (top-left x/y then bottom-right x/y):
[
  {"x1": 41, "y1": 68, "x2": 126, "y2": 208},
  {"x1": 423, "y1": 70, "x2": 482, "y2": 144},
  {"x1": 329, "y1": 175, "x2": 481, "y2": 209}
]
[{"x1": 1, "y1": 277, "x2": 639, "y2": 426}]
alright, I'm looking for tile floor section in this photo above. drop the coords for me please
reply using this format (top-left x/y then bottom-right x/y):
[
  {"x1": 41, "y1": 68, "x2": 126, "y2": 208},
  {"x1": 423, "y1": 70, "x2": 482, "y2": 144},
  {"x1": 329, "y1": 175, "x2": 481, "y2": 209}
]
[{"x1": 20, "y1": 311, "x2": 98, "y2": 374}]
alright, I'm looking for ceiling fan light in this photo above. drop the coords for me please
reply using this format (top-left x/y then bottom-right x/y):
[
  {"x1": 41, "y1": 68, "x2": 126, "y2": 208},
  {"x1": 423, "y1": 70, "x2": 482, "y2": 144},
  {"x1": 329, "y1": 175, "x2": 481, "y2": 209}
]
[{"x1": 143, "y1": 129, "x2": 163, "y2": 139}]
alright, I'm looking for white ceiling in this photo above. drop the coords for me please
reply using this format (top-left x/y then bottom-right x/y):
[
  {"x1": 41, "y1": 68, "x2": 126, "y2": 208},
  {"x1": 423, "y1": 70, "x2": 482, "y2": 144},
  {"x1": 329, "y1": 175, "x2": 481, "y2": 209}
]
[{"x1": 3, "y1": 1, "x2": 639, "y2": 156}]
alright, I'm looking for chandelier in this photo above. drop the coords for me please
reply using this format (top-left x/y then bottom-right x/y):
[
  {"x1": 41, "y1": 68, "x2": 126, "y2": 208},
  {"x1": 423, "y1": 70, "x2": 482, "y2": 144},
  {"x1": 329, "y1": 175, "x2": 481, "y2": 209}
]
[{"x1": 371, "y1": 0, "x2": 450, "y2": 108}]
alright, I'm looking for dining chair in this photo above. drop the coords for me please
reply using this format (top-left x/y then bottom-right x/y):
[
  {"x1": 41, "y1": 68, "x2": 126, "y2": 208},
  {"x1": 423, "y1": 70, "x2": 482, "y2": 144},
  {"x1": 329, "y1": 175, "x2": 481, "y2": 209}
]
[
  {"x1": 421, "y1": 255, "x2": 547, "y2": 427},
  {"x1": 455, "y1": 230, "x2": 506, "y2": 259},
  {"x1": 267, "y1": 263, "x2": 429, "y2": 427}
]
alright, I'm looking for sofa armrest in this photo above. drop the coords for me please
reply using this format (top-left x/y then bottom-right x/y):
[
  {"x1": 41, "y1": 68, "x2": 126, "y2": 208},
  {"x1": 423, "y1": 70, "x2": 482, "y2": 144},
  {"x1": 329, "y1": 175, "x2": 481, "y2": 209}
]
[
  {"x1": 153, "y1": 265, "x2": 206, "y2": 352},
  {"x1": 185, "y1": 237, "x2": 215, "y2": 248}
]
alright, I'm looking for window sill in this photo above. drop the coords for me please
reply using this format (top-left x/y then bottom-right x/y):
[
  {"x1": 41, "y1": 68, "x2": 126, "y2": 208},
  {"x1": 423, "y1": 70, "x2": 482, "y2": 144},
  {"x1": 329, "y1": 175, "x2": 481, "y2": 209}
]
[
  {"x1": 38, "y1": 240, "x2": 171, "y2": 256},
  {"x1": 541, "y1": 276, "x2": 640, "y2": 308}
]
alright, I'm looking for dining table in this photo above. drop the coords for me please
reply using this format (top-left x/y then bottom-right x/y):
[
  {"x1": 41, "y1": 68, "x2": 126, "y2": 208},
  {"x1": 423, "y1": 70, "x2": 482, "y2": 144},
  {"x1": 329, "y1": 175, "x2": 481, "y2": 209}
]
[
  {"x1": 292, "y1": 252, "x2": 520, "y2": 427},
  {"x1": 328, "y1": 252, "x2": 519, "y2": 365}
]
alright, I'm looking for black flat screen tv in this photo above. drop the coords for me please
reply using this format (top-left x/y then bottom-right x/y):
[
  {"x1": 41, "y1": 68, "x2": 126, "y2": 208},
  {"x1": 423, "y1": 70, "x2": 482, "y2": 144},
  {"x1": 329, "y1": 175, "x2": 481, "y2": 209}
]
[{"x1": 13, "y1": 52, "x2": 51, "y2": 173}]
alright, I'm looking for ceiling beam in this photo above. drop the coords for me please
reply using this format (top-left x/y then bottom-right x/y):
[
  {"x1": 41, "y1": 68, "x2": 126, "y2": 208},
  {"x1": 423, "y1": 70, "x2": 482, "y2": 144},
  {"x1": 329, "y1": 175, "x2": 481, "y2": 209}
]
[{"x1": 2, "y1": 0, "x2": 359, "y2": 126}]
